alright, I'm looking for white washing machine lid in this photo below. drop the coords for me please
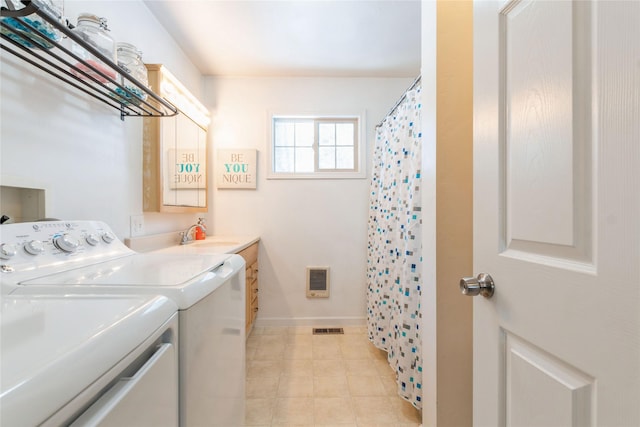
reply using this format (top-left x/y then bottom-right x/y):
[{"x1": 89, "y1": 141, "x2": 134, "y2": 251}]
[
  {"x1": 13, "y1": 253, "x2": 238, "y2": 309},
  {"x1": 0, "y1": 294, "x2": 177, "y2": 426}
]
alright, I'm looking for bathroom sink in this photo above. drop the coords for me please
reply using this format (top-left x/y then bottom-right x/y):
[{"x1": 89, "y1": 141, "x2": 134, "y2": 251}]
[{"x1": 190, "y1": 241, "x2": 240, "y2": 247}]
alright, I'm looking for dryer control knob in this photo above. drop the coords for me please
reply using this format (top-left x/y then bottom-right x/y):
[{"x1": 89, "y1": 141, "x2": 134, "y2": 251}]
[
  {"x1": 85, "y1": 234, "x2": 100, "y2": 246},
  {"x1": 24, "y1": 240, "x2": 45, "y2": 255},
  {"x1": 101, "y1": 232, "x2": 116, "y2": 244},
  {"x1": 53, "y1": 234, "x2": 80, "y2": 253},
  {"x1": 0, "y1": 243, "x2": 18, "y2": 259}
]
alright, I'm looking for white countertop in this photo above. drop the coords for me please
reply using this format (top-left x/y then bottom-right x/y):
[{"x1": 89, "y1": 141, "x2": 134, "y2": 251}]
[
  {"x1": 126, "y1": 233, "x2": 259, "y2": 255},
  {"x1": 152, "y1": 236, "x2": 260, "y2": 255}
]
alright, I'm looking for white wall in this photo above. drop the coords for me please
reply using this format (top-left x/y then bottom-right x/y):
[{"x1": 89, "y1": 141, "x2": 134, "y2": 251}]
[
  {"x1": 204, "y1": 77, "x2": 413, "y2": 325},
  {"x1": 0, "y1": 0, "x2": 203, "y2": 239}
]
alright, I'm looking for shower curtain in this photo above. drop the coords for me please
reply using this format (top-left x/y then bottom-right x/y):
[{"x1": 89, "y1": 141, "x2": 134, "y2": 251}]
[{"x1": 367, "y1": 84, "x2": 422, "y2": 410}]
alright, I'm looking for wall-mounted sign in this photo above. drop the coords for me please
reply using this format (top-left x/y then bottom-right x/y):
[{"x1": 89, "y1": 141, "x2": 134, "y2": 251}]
[
  {"x1": 216, "y1": 149, "x2": 257, "y2": 189},
  {"x1": 168, "y1": 148, "x2": 206, "y2": 189}
]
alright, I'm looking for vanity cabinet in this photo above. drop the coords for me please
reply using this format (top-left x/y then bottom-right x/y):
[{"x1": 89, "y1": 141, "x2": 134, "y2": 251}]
[
  {"x1": 143, "y1": 65, "x2": 210, "y2": 213},
  {"x1": 237, "y1": 242, "x2": 259, "y2": 334}
]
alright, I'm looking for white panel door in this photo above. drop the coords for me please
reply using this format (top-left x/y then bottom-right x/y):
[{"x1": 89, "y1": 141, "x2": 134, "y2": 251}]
[{"x1": 473, "y1": 1, "x2": 639, "y2": 426}]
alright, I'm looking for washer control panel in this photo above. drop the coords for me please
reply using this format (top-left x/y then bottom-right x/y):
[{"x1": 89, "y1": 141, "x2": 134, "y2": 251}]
[{"x1": 0, "y1": 221, "x2": 132, "y2": 272}]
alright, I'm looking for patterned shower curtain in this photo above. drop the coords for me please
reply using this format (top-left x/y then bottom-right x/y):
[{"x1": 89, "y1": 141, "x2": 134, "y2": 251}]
[{"x1": 367, "y1": 84, "x2": 422, "y2": 410}]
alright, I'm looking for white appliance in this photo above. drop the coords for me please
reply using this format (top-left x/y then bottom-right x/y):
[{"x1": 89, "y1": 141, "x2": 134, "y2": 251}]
[
  {"x1": 0, "y1": 220, "x2": 246, "y2": 427},
  {"x1": 1, "y1": 294, "x2": 179, "y2": 427}
]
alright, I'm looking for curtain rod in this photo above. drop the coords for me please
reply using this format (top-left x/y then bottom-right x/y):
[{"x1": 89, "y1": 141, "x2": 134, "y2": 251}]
[{"x1": 375, "y1": 74, "x2": 422, "y2": 128}]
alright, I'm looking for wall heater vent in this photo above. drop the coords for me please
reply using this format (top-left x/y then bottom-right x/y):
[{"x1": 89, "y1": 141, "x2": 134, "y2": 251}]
[{"x1": 306, "y1": 267, "x2": 330, "y2": 298}]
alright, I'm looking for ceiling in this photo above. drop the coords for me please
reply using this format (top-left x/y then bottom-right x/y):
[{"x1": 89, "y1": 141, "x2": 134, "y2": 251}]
[{"x1": 144, "y1": 0, "x2": 421, "y2": 78}]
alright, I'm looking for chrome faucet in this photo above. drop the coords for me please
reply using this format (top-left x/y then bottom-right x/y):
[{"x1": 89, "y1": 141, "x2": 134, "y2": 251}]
[{"x1": 180, "y1": 218, "x2": 206, "y2": 245}]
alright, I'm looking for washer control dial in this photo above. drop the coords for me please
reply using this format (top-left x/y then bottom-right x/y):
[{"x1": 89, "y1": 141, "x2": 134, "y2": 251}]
[
  {"x1": 101, "y1": 232, "x2": 116, "y2": 244},
  {"x1": 0, "y1": 243, "x2": 18, "y2": 259},
  {"x1": 53, "y1": 234, "x2": 80, "y2": 253},
  {"x1": 24, "y1": 240, "x2": 45, "y2": 255},
  {"x1": 85, "y1": 234, "x2": 100, "y2": 246}
]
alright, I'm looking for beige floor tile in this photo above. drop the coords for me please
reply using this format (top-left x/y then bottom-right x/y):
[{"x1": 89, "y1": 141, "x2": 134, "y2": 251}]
[
  {"x1": 247, "y1": 359, "x2": 284, "y2": 378},
  {"x1": 271, "y1": 424, "x2": 315, "y2": 427},
  {"x1": 272, "y1": 397, "x2": 315, "y2": 424},
  {"x1": 313, "y1": 375, "x2": 350, "y2": 398},
  {"x1": 352, "y1": 396, "x2": 398, "y2": 424},
  {"x1": 390, "y1": 397, "x2": 422, "y2": 424},
  {"x1": 379, "y1": 374, "x2": 400, "y2": 397},
  {"x1": 313, "y1": 359, "x2": 347, "y2": 377},
  {"x1": 255, "y1": 343, "x2": 286, "y2": 360},
  {"x1": 338, "y1": 334, "x2": 371, "y2": 347},
  {"x1": 312, "y1": 343, "x2": 342, "y2": 359},
  {"x1": 312, "y1": 335, "x2": 342, "y2": 347},
  {"x1": 286, "y1": 333, "x2": 314, "y2": 346},
  {"x1": 373, "y1": 359, "x2": 394, "y2": 376},
  {"x1": 371, "y1": 347, "x2": 389, "y2": 361},
  {"x1": 278, "y1": 376, "x2": 314, "y2": 397},
  {"x1": 346, "y1": 375, "x2": 386, "y2": 397},
  {"x1": 313, "y1": 397, "x2": 356, "y2": 424},
  {"x1": 282, "y1": 359, "x2": 314, "y2": 377},
  {"x1": 356, "y1": 424, "x2": 401, "y2": 427},
  {"x1": 287, "y1": 325, "x2": 312, "y2": 335},
  {"x1": 246, "y1": 344, "x2": 258, "y2": 360},
  {"x1": 340, "y1": 343, "x2": 375, "y2": 360},
  {"x1": 344, "y1": 359, "x2": 379, "y2": 376},
  {"x1": 284, "y1": 343, "x2": 313, "y2": 360},
  {"x1": 314, "y1": 424, "x2": 357, "y2": 427},
  {"x1": 245, "y1": 397, "x2": 275, "y2": 425},
  {"x1": 262, "y1": 327, "x2": 289, "y2": 335},
  {"x1": 247, "y1": 376, "x2": 280, "y2": 398},
  {"x1": 258, "y1": 334, "x2": 288, "y2": 347},
  {"x1": 247, "y1": 335, "x2": 261, "y2": 350}
]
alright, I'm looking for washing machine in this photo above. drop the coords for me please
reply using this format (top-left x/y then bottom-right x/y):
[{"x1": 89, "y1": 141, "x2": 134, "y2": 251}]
[
  {"x1": 0, "y1": 220, "x2": 246, "y2": 427},
  {"x1": 1, "y1": 293, "x2": 179, "y2": 426}
]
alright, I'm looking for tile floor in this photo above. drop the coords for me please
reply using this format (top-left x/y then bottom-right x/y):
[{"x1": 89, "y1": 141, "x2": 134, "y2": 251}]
[{"x1": 246, "y1": 326, "x2": 422, "y2": 426}]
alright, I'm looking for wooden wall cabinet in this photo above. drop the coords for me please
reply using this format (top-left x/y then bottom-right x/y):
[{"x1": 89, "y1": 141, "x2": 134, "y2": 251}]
[
  {"x1": 237, "y1": 242, "x2": 259, "y2": 334},
  {"x1": 143, "y1": 65, "x2": 210, "y2": 213}
]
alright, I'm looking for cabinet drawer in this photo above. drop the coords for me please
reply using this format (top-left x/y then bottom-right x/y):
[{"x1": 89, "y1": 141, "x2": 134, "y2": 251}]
[{"x1": 246, "y1": 261, "x2": 258, "y2": 282}]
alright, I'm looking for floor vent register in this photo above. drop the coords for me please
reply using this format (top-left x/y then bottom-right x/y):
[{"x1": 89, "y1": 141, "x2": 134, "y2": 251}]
[{"x1": 312, "y1": 327, "x2": 344, "y2": 335}]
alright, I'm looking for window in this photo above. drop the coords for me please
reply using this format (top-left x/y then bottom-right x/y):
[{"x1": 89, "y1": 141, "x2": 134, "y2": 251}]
[{"x1": 269, "y1": 115, "x2": 365, "y2": 179}]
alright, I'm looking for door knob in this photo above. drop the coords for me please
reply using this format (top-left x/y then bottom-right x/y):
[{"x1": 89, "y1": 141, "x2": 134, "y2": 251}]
[{"x1": 460, "y1": 273, "x2": 495, "y2": 298}]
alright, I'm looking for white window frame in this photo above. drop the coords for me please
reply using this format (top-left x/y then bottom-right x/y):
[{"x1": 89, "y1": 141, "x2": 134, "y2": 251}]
[{"x1": 267, "y1": 112, "x2": 367, "y2": 179}]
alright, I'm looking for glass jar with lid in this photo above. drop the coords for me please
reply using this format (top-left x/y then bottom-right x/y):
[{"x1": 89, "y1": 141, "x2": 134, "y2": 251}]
[
  {"x1": 115, "y1": 42, "x2": 148, "y2": 105},
  {"x1": 70, "y1": 13, "x2": 116, "y2": 83},
  {"x1": 0, "y1": 0, "x2": 62, "y2": 49}
]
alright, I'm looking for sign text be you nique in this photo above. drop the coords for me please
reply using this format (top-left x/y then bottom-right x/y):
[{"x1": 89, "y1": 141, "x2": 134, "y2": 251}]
[{"x1": 216, "y1": 149, "x2": 257, "y2": 189}]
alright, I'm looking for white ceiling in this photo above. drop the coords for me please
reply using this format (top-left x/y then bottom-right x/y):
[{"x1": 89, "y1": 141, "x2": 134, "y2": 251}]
[{"x1": 144, "y1": 0, "x2": 421, "y2": 78}]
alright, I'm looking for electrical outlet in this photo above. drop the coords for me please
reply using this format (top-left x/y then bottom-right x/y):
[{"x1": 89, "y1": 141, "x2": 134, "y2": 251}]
[{"x1": 130, "y1": 215, "x2": 145, "y2": 237}]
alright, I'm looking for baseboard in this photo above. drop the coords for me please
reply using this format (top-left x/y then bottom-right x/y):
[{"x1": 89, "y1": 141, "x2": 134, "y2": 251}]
[{"x1": 254, "y1": 316, "x2": 366, "y2": 328}]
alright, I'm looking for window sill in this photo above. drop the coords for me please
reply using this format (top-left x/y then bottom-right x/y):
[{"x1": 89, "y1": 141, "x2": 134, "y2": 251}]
[{"x1": 266, "y1": 171, "x2": 366, "y2": 180}]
